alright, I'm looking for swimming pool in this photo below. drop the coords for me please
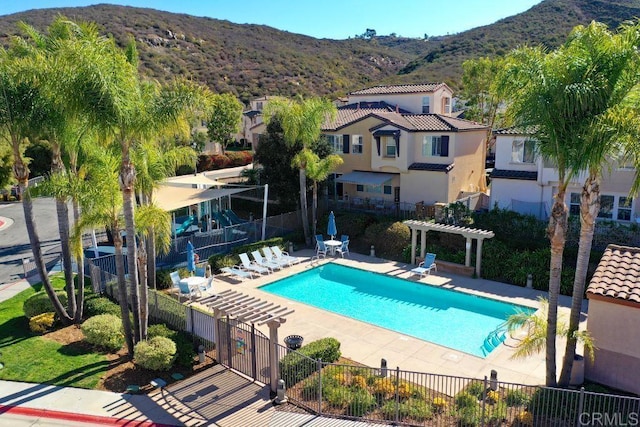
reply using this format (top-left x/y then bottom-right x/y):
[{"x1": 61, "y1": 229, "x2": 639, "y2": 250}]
[{"x1": 259, "y1": 263, "x2": 534, "y2": 357}]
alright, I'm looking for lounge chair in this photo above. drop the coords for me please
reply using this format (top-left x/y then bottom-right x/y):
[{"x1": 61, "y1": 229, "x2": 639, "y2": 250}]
[
  {"x1": 251, "y1": 250, "x2": 282, "y2": 271},
  {"x1": 220, "y1": 266, "x2": 253, "y2": 280},
  {"x1": 336, "y1": 236, "x2": 350, "y2": 258},
  {"x1": 239, "y1": 252, "x2": 271, "y2": 275},
  {"x1": 262, "y1": 246, "x2": 291, "y2": 268},
  {"x1": 410, "y1": 253, "x2": 438, "y2": 278},
  {"x1": 271, "y1": 246, "x2": 303, "y2": 265}
]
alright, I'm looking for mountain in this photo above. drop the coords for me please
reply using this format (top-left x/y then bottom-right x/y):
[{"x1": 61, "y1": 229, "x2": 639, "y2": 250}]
[{"x1": 0, "y1": 0, "x2": 638, "y2": 102}]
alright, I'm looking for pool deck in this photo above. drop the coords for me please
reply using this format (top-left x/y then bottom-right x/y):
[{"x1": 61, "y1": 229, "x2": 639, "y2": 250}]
[{"x1": 202, "y1": 250, "x2": 588, "y2": 387}]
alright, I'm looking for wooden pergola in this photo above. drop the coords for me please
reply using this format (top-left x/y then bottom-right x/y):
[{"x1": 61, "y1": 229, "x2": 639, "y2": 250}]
[
  {"x1": 403, "y1": 220, "x2": 495, "y2": 277},
  {"x1": 200, "y1": 289, "x2": 294, "y2": 392}
]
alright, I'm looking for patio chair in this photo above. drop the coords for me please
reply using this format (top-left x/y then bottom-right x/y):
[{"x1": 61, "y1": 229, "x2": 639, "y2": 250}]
[
  {"x1": 271, "y1": 246, "x2": 303, "y2": 265},
  {"x1": 262, "y1": 246, "x2": 291, "y2": 268},
  {"x1": 200, "y1": 276, "x2": 214, "y2": 294},
  {"x1": 170, "y1": 271, "x2": 181, "y2": 292},
  {"x1": 220, "y1": 266, "x2": 253, "y2": 280},
  {"x1": 178, "y1": 281, "x2": 199, "y2": 302},
  {"x1": 251, "y1": 250, "x2": 282, "y2": 271},
  {"x1": 315, "y1": 240, "x2": 327, "y2": 259},
  {"x1": 239, "y1": 252, "x2": 271, "y2": 275},
  {"x1": 194, "y1": 266, "x2": 206, "y2": 277},
  {"x1": 410, "y1": 253, "x2": 438, "y2": 278},
  {"x1": 336, "y1": 236, "x2": 350, "y2": 258},
  {"x1": 315, "y1": 234, "x2": 324, "y2": 250}
]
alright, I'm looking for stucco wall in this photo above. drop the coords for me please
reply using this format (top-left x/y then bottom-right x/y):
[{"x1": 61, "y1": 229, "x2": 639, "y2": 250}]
[
  {"x1": 586, "y1": 298, "x2": 640, "y2": 395},
  {"x1": 401, "y1": 171, "x2": 449, "y2": 205},
  {"x1": 348, "y1": 87, "x2": 453, "y2": 115}
]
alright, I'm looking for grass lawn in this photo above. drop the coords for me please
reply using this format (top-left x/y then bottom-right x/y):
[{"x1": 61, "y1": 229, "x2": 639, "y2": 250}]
[{"x1": 0, "y1": 276, "x2": 108, "y2": 389}]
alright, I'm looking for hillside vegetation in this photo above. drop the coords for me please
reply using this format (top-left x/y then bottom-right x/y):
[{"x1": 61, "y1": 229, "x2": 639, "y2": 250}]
[{"x1": 0, "y1": 0, "x2": 638, "y2": 101}]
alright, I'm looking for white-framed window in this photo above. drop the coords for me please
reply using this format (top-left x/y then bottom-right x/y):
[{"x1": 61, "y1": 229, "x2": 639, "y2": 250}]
[
  {"x1": 570, "y1": 192, "x2": 634, "y2": 221},
  {"x1": 618, "y1": 196, "x2": 632, "y2": 221},
  {"x1": 511, "y1": 139, "x2": 535, "y2": 163},
  {"x1": 569, "y1": 193, "x2": 581, "y2": 216},
  {"x1": 325, "y1": 135, "x2": 342, "y2": 154},
  {"x1": 384, "y1": 137, "x2": 396, "y2": 158},
  {"x1": 352, "y1": 135, "x2": 363, "y2": 154},
  {"x1": 422, "y1": 97, "x2": 430, "y2": 114},
  {"x1": 423, "y1": 135, "x2": 449, "y2": 157},
  {"x1": 598, "y1": 195, "x2": 615, "y2": 219},
  {"x1": 443, "y1": 97, "x2": 451, "y2": 114}
]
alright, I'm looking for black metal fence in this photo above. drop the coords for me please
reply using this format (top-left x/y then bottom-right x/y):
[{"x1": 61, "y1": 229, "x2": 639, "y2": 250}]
[
  {"x1": 276, "y1": 346, "x2": 640, "y2": 426},
  {"x1": 217, "y1": 318, "x2": 271, "y2": 384}
]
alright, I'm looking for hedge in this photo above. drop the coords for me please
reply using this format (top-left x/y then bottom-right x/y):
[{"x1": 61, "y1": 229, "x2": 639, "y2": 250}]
[
  {"x1": 84, "y1": 296, "x2": 121, "y2": 318},
  {"x1": 23, "y1": 290, "x2": 68, "y2": 319},
  {"x1": 81, "y1": 314, "x2": 124, "y2": 351},
  {"x1": 208, "y1": 236, "x2": 285, "y2": 273},
  {"x1": 279, "y1": 337, "x2": 341, "y2": 388},
  {"x1": 148, "y1": 323, "x2": 196, "y2": 367},
  {"x1": 134, "y1": 336, "x2": 177, "y2": 371}
]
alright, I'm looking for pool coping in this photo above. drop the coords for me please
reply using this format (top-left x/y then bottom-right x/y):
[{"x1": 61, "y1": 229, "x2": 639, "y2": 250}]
[{"x1": 204, "y1": 250, "x2": 587, "y2": 387}]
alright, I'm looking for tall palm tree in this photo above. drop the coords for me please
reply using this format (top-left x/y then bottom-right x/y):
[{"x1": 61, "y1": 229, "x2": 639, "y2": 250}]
[
  {"x1": 263, "y1": 97, "x2": 337, "y2": 245},
  {"x1": 293, "y1": 148, "x2": 343, "y2": 236}
]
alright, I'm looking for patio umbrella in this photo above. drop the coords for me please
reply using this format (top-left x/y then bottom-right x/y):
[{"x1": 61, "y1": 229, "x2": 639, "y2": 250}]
[
  {"x1": 327, "y1": 211, "x2": 337, "y2": 240},
  {"x1": 187, "y1": 241, "x2": 196, "y2": 273}
]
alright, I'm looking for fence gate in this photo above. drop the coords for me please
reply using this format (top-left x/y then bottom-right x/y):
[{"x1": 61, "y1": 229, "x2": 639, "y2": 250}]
[{"x1": 218, "y1": 318, "x2": 271, "y2": 384}]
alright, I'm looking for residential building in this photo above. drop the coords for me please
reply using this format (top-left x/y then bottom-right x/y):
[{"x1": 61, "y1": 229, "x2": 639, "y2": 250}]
[
  {"x1": 489, "y1": 128, "x2": 639, "y2": 221},
  {"x1": 321, "y1": 83, "x2": 489, "y2": 208},
  {"x1": 239, "y1": 96, "x2": 271, "y2": 147}
]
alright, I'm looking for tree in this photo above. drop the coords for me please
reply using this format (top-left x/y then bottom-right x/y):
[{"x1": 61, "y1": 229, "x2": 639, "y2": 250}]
[
  {"x1": 206, "y1": 93, "x2": 243, "y2": 154},
  {"x1": 460, "y1": 57, "x2": 506, "y2": 130},
  {"x1": 263, "y1": 97, "x2": 337, "y2": 245},
  {"x1": 498, "y1": 20, "x2": 640, "y2": 386}
]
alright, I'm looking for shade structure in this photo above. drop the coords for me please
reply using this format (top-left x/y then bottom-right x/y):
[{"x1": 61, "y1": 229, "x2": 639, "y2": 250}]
[
  {"x1": 187, "y1": 241, "x2": 196, "y2": 272},
  {"x1": 327, "y1": 211, "x2": 337, "y2": 240},
  {"x1": 335, "y1": 171, "x2": 395, "y2": 186}
]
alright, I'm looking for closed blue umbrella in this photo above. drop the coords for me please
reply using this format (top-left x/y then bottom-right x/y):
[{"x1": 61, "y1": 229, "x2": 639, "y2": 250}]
[
  {"x1": 327, "y1": 211, "x2": 337, "y2": 240},
  {"x1": 187, "y1": 241, "x2": 196, "y2": 273}
]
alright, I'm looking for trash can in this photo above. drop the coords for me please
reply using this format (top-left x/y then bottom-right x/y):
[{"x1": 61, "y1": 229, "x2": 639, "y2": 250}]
[{"x1": 284, "y1": 335, "x2": 304, "y2": 350}]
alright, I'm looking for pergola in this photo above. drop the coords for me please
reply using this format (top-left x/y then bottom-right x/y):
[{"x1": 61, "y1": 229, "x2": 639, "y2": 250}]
[
  {"x1": 200, "y1": 289, "x2": 294, "y2": 392},
  {"x1": 403, "y1": 220, "x2": 495, "y2": 277}
]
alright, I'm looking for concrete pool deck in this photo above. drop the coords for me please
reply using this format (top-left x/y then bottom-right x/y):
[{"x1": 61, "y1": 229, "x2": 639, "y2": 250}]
[{"x1": 204, "y1": 250, "x2": 588, "y2": 387}]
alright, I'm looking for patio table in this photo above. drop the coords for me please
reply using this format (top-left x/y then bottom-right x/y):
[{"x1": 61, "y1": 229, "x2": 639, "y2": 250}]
[{"x1": 324, "y1": 239, "x2": 342, "y2": 256}]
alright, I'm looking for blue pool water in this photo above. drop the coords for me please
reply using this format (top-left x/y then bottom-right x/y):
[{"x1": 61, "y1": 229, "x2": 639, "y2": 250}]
[{"x1": 260, "y1": 263, "x2": 534, "y2": 357}]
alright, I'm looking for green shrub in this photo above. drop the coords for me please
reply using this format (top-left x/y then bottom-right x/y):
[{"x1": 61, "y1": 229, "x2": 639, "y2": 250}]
[
  {"x1": 147, "y1": 324, "x2": 196, "y2": 367},
  {"x1": 81, "y1": 314, "x2": 124, "y2": 351},
  {"x1": 347, "y1": 388, "x2": 376, "y2": 417},
  {"x1": 505, "y1": 389, "x2": 530, "y2": 406},
  {"x1": 465, "y1": 381, "x2": 485, "y2": 399},
  {"x1": 29, "y1": 312, "x2": 55, "y2": 334},
  {"x1": 23, "y1": 290, "x2": 68, "y2": 318},
  {"x1": 279, "y1": 337, "x2": 341, "y2": 388},
  {"x1": 455, "y1": 392, "x2": 478, "y2": 409},
  {"x1": 381, "y1": 399, "x2": 433, "y2": 422},
  {"x1": 333, "y1": 212, "x2": 376, "y2": 238},
  {"x1": 155, "y1": 269, "x2": 174, "y2": 290},
  {"x1": 230, "y1": 237, "x2": 285, "y2": 257},
  {"x1": 486, "y1": 401, "x2": 507, "y2": 424},
  {"x1": 134, "y1": 336, "x2": 177, "y2": 371},
  {"x1": 208, "y1": 254, "x2": 239, "y2": 273},
  {"x1": 457, "y1": 404, "x2": 482, "y2": 427},
  {"x1": 84, "y1": 297, "x2": 121, "y2": 318},
  {"x1": 324, "y1": 384, "x2": 350, "y2": 408},
  {"x1": 363, "y1": 221, "x2": 410, "y2": 260}
]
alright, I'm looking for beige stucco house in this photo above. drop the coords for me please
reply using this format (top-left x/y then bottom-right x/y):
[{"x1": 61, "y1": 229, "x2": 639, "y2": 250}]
[
  {"x1": 321, "y1": 83, "x2": 489, "y2": 208},
  {"x1": 585, "y1": 244, "x2": 640, "y2": 395},
  {"x1": 489, "y1": 128, "x2": 640, "y2": 221},
  {"x1": 239, "y1": 96, "x2": 272, "y2": 147}
]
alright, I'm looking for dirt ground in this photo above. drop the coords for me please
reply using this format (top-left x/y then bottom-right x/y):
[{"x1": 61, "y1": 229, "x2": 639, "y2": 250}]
[{"x1": 45, "y1": 325, "x2": 216, "y2": 393}]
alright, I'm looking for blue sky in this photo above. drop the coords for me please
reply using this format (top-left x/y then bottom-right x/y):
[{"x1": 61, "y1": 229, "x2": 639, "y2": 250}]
[{"x1": 4, "y1": 1, "x2": 543, "y2": 39}]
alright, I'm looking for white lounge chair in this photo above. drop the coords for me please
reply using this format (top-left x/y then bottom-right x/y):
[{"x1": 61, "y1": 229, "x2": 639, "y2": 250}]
[
  {"x1": 220, "y1": 266, "x2": 253, "y2": 280},
  {"x1": 262, "y1": 246, "x2": 291, "y2": 268},
  {"x1": 410, "y1": 253, "x2": 438, "y2": 278},
  {"x1": 251, "y1": 250, "x2": 282, "y2": 271},
  {"x1": 239, "y1": 252, "x2": 271, "y2": 275},
  {"x1": 271, "y1": 246, "x2": 303, "y2": 265}
]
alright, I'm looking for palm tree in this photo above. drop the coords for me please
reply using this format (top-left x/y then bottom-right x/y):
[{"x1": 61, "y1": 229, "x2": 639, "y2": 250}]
[
  {"x1": 263, "y1": 97, "x2": 337, "y2": 245},
  {"x1": 293, "y1": 148, "x2": 343, "y2": 236}
]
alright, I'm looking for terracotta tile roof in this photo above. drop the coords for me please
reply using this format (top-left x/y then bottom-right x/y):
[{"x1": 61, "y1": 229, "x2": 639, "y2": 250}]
[
  {"x1": 349, "y1": 83, "x2": 447, "y2": 95},
  {"x1": 490, "y1": 169, "x2": 538, "y2": 181},
  {"x1": 587, "y1": 244, "x2": 640, "y2": 304},
  {"x1": 403, "y1": 115, "x2": 488, "y2": 132},
  {"x1": 408, "y1": 163, "x2": 455, "y2": 172},
  {"x1": 494, "y1": 126, "x2": 538, "y2": 135}
]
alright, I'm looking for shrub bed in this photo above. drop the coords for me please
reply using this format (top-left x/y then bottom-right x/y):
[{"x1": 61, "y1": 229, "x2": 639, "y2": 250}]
[
  {"x1": 280, "y1": 337, "x2": 341, "y2": 388},
  {"x1": 29, "y1": 312, "x2": 55, "y2": 334},
  {"x1": 23, "y1": 290, "x2": 68, "y2": 318},
  {"x1": 84, "y1": 296, "x2": 121, "y2": 318},
  {"x1": 148, "y1": 323, "x2": 196, "y2": 368}
]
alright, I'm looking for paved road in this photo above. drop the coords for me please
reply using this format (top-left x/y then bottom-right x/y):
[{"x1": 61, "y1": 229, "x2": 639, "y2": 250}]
[{"x1": 0, "y1": 198, "x2": 65, "y2": 285}]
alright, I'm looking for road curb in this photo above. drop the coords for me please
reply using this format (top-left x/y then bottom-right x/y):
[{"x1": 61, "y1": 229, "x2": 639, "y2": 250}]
[{"x1": 0, "y1": 404, "x2": 180, "y2": 426}]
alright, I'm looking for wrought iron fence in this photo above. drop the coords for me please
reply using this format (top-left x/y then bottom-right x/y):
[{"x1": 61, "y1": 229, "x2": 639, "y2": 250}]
[
  {"x1": 217, "y1": 318, "x2": 270, "y2": 384},
  {"x1": 327, "y1": 199, "x2": 420, "y2": 221},
  {"x1": 276, "y1": 348, "x2": 640, "y2": 427}
]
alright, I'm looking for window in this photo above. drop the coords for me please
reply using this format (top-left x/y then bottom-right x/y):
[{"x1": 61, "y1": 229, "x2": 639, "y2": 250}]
[
  {"x1": 356, "y1": 184, "x2": 364, "y2": 192},
  {"x1": 424, "y1": 135, "x2": 449, "y2": 157},
  {"x1": 256, "y1": 101, "x2": 263, "y2": 111},
  {"x1": 598, "y1": 195, "x2": 615, "y2": 219},
  {"x1": 352, "y1": 135, "x2": 363, "y2": 154},
  {"x1": 569, "y1": 193, "x2": 581, "y2": 216},
  {"x1": 443, "y1": 97, "x2": 451, "y2": 114},
  {"x1": 384, "y1": 137, "x2": 396, "y2": 158},
  {"x1": 511, "y1": 140, "x2": 535, "y2": 163},
  {"x1": 383, "y1": 185, "x2": 392, "y2": 195},
  {"x1": 422, "y1": 97, "x2": 430, "y2": 114},
  {"x1": 618, "y1": 196, "x2": 633, "y2": 221},
  {"x1": 325, "y1": 135, "x2": 342, "y2": 154}
]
